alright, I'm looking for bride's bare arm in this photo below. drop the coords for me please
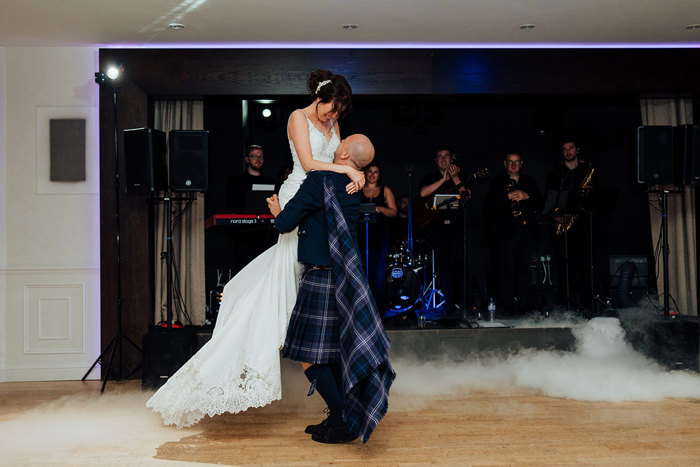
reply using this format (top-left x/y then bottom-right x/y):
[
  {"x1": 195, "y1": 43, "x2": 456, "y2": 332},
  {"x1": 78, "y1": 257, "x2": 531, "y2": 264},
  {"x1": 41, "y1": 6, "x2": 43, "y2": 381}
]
[{"x1": 288, "y1": 110, "x2": 365, "y2": 193}]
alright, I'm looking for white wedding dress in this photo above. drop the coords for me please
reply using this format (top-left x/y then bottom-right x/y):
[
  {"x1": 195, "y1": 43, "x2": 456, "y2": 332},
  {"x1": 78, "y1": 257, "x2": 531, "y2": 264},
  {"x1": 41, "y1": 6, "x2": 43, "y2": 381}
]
[{"x1": 147, "y1": 111, "x2": 340, "y2": 427}]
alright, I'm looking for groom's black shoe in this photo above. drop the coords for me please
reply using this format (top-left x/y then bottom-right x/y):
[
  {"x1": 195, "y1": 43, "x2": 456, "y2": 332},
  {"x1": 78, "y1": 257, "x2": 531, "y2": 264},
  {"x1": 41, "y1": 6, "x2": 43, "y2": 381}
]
[
  {"x1": 305, "y1": 407, "x2": 330, "y2": 434},
  {"x1": 311, "y1": 422, "x2": 358, "y2": 444},
  {"x1": 305, "y1": 417, "x2": 329, "y2": 435}
]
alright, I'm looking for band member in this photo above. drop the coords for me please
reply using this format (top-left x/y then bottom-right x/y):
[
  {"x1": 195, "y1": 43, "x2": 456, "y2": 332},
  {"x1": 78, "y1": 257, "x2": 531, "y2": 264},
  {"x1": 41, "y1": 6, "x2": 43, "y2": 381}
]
[
  {"x1": 544, "y1": 139, "x2": 599, "y2": 310},
  {"x1": 418, "y1": 146, "x2": 469, "y2": 317},
  {"x1": 359, "y1": 161, "x2": 397, "y2": 304},
  {"x1": 225, "y1": 144, "x2": 278, "y2": 274},
  {"x1": 485, "y1": 152, "x2": 542, "y2": 314},
  {"x1": 226, "y1": 144, "x2": 277, "y2": 212}
]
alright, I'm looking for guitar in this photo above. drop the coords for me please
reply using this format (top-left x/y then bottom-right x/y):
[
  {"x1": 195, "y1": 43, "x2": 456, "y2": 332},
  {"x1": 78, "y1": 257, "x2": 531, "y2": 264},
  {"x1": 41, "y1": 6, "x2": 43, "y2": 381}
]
[{"x1": 412, "y1": 168, "x2": 490, "y2": 227}]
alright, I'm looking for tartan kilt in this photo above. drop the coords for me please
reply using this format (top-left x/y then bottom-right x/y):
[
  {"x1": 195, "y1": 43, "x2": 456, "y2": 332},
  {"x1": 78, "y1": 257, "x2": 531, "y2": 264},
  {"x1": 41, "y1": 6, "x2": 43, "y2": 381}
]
[{"x1": 282, "y1": 268, "x2": 341, "y2": 364}]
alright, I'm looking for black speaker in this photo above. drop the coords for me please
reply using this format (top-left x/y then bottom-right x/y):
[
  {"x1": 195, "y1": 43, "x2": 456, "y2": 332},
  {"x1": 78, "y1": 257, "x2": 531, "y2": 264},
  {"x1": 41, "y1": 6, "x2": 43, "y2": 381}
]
[
  {"x1": 169, "y1": 130, "x2": 209, "y2": 192},
  {"x1": 123, "y1": 128, "x2": 167, "y2": 194},
  {"x1": 674, "y1": 124, "x2": 700, "y2": 185},
  {"x1": 141, "y1": 328, "x2": 196, "y2": 389},
  {"x1": 637, "y1": 126, "x2": 678, "y2": 184}
]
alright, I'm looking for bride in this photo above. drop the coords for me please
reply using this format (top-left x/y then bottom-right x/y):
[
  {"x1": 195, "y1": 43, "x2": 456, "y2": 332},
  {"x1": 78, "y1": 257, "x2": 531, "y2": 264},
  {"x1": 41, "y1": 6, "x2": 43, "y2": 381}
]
[{"x1": 147, "y1": 70, "x2": 364, "y2": 428}]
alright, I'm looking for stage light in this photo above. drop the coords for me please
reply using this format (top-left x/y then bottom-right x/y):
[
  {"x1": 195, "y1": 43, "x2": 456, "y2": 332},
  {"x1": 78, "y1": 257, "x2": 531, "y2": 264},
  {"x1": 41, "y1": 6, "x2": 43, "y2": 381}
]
[
  {"x1": 261, "y1": 108, "x2": 272, "y2": 118},
  {"x1": 106, "y1": 65, "x2": 121, "y2": 80},
  {"x1": 94, "y1": 64, "x2": 124, "y2": 87}
]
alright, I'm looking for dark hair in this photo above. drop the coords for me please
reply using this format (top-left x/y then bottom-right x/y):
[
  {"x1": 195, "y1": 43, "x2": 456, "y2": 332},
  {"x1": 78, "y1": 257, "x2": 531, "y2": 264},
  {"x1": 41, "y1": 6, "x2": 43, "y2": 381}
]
[
  {"x1": 363, "y1": 160, "x2": 381, "y2": 183},
  {"x1": 561, "y1": 138, "x2": 578, "y2": 148},
  {"x1": 307, "y1": 69, "x2": 352, "y2": 121},
  {"x1": 434, "y1": 145, "x2": 452, "y2": 157}
]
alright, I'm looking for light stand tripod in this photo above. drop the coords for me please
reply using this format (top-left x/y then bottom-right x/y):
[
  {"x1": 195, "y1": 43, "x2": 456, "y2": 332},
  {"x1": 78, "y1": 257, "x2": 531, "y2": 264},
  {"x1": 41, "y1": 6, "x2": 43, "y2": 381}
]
[{"x1": 82, "y1": 72, "x2": 141, "y2": 393}]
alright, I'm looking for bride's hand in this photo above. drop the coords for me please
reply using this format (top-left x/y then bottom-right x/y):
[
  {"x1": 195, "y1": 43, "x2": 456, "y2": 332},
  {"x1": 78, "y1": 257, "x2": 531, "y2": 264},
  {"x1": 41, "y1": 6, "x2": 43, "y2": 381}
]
[{"x1": 345, "y1": 168, "x2": 365, "y2": 194}]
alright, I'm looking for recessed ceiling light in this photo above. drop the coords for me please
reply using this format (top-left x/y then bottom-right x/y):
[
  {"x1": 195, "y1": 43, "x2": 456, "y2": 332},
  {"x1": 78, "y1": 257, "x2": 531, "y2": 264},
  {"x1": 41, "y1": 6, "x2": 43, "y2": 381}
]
[
  {"x1": 169, "y1": 23, "x2": 185, "y2": 30},
  {"x1": 686, "y1": 24, "x2": 700, "y2": 30},
  {"x1": 520, "y1": 24, "x2": 536, "y2": 30},
  {"x1": 342, "y1": 24, "x2": 358, "y2": 30}
]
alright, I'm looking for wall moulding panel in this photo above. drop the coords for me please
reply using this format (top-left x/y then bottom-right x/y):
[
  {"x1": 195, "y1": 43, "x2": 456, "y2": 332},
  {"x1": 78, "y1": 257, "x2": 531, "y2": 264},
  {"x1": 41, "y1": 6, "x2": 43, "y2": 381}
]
[{"x1": 2, "y1": 269, "x2": 100, "y2": 382}]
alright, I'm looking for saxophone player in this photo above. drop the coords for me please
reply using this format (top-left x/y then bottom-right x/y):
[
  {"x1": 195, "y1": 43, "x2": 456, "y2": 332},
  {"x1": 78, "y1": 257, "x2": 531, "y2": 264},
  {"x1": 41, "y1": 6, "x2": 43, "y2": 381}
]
[
  {"x1": 544, "y1": 139, "x2": 600, "y2": 310},
  {"x1": 485, "y1": 152, "x2": 542, "y2": 315}
]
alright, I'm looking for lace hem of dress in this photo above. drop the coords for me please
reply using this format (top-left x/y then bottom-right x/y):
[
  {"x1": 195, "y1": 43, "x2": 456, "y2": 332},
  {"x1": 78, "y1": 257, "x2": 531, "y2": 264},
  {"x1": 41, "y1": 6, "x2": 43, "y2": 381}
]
[{"x1": 146, "y1": 363, "x2": 281, "y2": 429}]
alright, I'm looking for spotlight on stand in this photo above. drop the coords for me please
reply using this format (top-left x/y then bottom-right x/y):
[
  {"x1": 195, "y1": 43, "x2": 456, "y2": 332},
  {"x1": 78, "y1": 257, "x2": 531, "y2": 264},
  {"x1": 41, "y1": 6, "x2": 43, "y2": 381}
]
[
  {"x1": 106, "y1": 65, "x2": 121, "y2": 81},
  {"x1": 82, "y1": 63, "x2": 141, "y2": 392},
  {"x1": 94, "y1": 64, "x2": 123, "y2": 87}
]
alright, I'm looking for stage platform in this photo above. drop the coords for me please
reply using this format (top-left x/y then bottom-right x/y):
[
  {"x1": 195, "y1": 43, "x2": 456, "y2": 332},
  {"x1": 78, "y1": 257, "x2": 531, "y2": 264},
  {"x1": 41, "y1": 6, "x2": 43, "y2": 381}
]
[
  {"x1": 387, "y1": 320, "x2": 575, "y2": 361},
  {"x1": 192, "y1": 318, "x2": 575, "y2": 360},
  {"x1": 189, "y1": 313, "x2": 699, "y2": 372}
]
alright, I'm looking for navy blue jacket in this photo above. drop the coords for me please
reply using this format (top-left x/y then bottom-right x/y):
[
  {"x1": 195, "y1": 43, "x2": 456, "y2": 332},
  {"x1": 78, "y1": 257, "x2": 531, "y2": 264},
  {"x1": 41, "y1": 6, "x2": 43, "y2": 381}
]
[{"x1": 275, "y1": 171, "x2": 360, "y2": 266}]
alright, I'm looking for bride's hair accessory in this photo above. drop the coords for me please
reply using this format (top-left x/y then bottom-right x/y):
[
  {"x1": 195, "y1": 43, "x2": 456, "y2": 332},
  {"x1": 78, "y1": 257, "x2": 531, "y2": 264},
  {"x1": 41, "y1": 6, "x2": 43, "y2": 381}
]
[{"x1": 316, "y1": 79, "x2": 331, "y2": 94}]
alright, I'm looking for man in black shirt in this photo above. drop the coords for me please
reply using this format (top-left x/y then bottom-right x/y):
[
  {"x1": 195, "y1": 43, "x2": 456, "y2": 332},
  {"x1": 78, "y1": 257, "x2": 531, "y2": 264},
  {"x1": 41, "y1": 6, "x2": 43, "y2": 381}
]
[
  {"x1": 544, "y1": 139, "x2": 599, "y2": 311},
  {"x1": 418, "y1": 146, "x2": 469, "y2": 318},
  {"x1": 486, "y1": 152, "x2": 542, "y2": 314},
  {"x1": 225, "y1": 144, "x2": 278, "y2": 273},
  {"x1": 226, "y1": 144, "x2": 277, "y2": 213}
]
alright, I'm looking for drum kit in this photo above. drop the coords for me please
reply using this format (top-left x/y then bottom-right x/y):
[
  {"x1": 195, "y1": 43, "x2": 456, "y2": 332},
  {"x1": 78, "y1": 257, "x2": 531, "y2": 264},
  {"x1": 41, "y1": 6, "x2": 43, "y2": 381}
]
[
  {"x1": 383, "y1": 240, "x2": 424, "y2": 313},
  {"x1": 382, "y1": 238, "x2": 448, "y2": 319}
]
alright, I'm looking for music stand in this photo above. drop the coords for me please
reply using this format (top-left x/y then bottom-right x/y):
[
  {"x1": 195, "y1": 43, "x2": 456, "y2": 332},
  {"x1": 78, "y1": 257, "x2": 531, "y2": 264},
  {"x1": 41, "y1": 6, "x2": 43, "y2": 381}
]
[{"x1": 544, "y1": 186, "x2": 611, "y2": 315}]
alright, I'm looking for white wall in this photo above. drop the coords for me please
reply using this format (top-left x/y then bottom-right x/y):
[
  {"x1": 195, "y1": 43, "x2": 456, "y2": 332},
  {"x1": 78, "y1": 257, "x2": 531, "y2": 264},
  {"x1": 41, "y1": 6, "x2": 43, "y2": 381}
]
[
  {"x1": 0, "y1": 47, "x2": 101, "y2": 381},
  {"x1": 0, "y1": 47, "x2": 7, "y2": 373}
]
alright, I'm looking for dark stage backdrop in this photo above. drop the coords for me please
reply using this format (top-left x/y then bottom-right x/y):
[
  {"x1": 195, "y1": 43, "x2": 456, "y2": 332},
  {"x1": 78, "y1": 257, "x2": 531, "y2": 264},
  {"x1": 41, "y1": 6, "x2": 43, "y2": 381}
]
[
  {"x1": 203, "y1": 94, "x2": 649, "y2": 301},
  {"x1": 98, "y1": 48, "x2": 700, "y2": 378}
]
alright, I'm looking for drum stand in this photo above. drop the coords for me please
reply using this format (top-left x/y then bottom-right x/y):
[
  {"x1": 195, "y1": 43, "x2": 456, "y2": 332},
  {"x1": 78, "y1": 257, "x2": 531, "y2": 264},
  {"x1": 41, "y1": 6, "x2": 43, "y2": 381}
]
[{"x1": 422, "y1": 248, "x2": 445, "y2": 309}]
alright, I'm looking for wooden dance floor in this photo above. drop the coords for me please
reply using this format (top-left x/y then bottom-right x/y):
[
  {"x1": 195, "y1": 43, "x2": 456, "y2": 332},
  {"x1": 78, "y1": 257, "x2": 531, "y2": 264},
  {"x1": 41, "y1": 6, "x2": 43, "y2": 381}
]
[{"x1": 2, "y1": 357, "x2": 700, "y2": 466}]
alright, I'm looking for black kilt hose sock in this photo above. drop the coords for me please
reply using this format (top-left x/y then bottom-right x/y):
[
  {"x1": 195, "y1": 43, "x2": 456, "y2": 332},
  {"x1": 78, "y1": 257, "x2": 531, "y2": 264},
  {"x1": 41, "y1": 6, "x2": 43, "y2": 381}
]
[{"x1": 304, "y1": 365, "x2": 343, "y2": 425}]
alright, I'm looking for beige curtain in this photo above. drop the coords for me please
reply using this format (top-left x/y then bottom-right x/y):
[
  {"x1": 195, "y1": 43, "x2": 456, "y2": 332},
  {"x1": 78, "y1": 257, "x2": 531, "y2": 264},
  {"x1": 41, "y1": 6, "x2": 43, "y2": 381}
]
[
  {"x1": 640, "y1": 98, "x2": 697, "y2": 316},
  {"x1": 153, "y1": 100, "x2": 207, "y2": 325}
]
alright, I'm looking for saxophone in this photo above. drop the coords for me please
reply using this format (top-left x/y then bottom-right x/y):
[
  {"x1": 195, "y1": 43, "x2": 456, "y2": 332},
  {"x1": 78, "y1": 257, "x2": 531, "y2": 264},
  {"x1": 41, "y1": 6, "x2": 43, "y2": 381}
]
[
  {"x1": 506, "y1": 179, "x2": 527, "y2": 226},
  {"x1": 554, "y1": 163, "x2": 594, "y2": 235}
]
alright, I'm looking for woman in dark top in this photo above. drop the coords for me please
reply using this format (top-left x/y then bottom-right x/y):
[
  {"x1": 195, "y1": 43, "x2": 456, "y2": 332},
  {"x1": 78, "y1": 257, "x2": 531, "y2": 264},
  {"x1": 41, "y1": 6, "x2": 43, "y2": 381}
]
[{"x1": 358, "y1": 161, "x2": 397, "y2": 306}]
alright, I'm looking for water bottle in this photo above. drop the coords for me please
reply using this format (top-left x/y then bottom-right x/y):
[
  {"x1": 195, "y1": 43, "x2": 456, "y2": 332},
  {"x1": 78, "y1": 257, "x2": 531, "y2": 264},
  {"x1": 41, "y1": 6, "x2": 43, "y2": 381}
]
[{"x1": 487, "y1": 298, "x2": 496, "y2": 322}]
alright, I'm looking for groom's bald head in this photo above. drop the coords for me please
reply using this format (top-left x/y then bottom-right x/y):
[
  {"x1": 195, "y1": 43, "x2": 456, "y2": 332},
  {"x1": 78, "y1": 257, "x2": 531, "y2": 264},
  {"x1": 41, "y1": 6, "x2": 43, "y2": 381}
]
[{"x1": 334, "y1": 134, "x2": 375, "y2": 169}]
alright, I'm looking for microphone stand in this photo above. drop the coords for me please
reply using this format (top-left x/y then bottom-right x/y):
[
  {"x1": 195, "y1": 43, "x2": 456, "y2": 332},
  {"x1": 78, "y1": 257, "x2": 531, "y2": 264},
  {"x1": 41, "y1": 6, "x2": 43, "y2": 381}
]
[
  {"x1": 460, "y1": 191, "x2": 473, "y2": 328},
  {"x1": 358, "y1": 204, "x2": 377, "y2": 282}
]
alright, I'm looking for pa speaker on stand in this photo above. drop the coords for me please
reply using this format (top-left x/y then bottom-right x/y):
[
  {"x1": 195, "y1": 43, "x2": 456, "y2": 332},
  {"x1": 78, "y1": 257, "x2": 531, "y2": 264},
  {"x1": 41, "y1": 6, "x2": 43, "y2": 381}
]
[
  {"x1": 637, "y1": 126, "x2": 679, "y2": 185},
  {"x1": 123, "y1": 128, "x2": 168, "y2": 194},
  {"x1": 169, "y1": 130, "x2": 209, "y2": 192},
  {"x1": 674, "y1": 124, "x2": 700, "y2": 185}
]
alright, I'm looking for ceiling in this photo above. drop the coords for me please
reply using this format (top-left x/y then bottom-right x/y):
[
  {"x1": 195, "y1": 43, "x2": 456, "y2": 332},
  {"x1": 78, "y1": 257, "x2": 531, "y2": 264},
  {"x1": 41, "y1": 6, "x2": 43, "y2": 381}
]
[{"x1": 1, "y1": 0, "x2": 699, "y2": 48}]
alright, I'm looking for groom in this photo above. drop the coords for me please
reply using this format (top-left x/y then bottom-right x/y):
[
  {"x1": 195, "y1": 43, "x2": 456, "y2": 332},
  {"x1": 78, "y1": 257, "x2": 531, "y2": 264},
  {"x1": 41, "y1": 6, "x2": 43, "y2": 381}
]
[{"x1": 267, "y1": 134, "x2": 394, "y2": 444}]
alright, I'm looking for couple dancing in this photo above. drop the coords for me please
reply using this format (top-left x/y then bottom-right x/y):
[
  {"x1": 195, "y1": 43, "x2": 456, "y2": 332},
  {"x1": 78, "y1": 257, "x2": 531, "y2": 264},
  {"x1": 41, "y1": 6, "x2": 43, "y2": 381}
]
[{"x1": 146, "y1": 70, "x2": 395, "y2": 443}]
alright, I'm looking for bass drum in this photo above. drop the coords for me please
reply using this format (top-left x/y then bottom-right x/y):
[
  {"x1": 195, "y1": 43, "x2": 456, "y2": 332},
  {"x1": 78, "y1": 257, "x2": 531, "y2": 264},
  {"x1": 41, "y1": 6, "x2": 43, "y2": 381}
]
[{"x1": 383, "y1": 263, "x2": 421, "y2": 313}]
